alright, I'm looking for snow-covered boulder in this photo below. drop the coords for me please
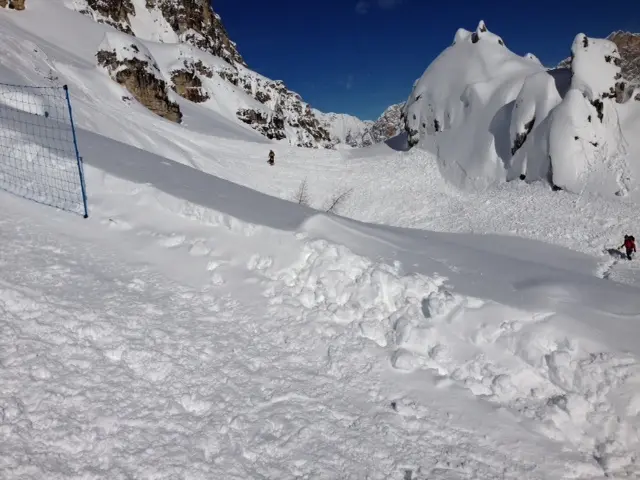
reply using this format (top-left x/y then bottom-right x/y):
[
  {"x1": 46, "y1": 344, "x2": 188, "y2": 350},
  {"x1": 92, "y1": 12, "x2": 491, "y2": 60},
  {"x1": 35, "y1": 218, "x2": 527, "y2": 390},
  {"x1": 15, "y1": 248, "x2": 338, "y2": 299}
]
[
  {"x1": 96, "y1": 33, "x2": 182, "y2": 123},
  {"x1": 404, "y1": 21, "x2": 544, "y2": 188},
  {"x1": 545, "y1": 34, "x2": 627, "y2": 192}
]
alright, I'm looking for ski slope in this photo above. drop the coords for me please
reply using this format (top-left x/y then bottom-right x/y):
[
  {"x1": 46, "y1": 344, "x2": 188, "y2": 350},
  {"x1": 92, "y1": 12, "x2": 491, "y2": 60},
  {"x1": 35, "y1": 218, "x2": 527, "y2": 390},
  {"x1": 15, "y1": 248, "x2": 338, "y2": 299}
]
[{"x1": 2, "y1": 2, "x2": 640, "y2": 479}]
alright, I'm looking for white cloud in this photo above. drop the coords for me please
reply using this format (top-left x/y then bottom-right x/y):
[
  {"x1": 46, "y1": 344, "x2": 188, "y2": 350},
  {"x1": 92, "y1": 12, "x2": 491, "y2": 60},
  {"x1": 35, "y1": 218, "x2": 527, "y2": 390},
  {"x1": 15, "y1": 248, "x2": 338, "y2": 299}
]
[
  {"x1": 346, "y1": 74, "x2": 354, "y2": 90},
  {"x1": 355, "y1": 0, "x2": 370, "y2": 14},
  {"x1": 377, "y1": 0, "x2": 402, "y2": 8},
  {"x1": 356, "y1": 0, "x2": 402, "y2": 14}
]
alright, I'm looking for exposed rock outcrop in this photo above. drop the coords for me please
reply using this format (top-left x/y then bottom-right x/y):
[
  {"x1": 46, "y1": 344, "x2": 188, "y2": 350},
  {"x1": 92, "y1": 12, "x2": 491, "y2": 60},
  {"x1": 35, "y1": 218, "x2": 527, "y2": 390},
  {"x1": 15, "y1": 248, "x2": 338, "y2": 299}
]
[
  {"x1": 170, "y1": 68, "x2": 209, "y2": 103},
  {"x1": 371, "y1": 103, "x2": 404, "y2": 143},
  {"x1": 607, "y1": 31, "x2": 640, "y2": 85},
  {"x1": 77, "y1": 0, "x2": 242, "y2": 65},
  {"x1": 237, "y1": 108, "x2": 286, "y2": 140},
  {"x1": 1, "y1": 0, "x2": 26, "y2": 9},
  {"x1": 145, "y1": 0, "x2": 245, "y2": 66},
  {"x1": 96, "y1": 36, "x2": 182, "y2": 123},
  {"x1": 84, "y1": 0, "x2": 135, "y2": 34},
  {"x1": 218, "y1": 66, "x2": 332, "y2": 147}
]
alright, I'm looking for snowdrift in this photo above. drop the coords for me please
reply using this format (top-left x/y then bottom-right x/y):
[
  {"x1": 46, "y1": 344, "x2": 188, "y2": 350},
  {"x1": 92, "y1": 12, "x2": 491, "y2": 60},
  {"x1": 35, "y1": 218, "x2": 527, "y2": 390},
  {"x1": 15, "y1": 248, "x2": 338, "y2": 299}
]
[{"x1": 404, "y1": 21, "x2": 640, "y2": 196}]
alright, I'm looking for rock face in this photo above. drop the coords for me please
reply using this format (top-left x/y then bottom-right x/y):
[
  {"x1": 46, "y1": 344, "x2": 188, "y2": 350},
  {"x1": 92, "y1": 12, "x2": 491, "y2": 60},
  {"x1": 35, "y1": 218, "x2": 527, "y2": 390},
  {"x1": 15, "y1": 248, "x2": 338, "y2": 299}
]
[
  {"x1": 84, "y1": 0, "x2": 135, "y2": 34},
  {"x1": 218, "y1": 67, "x2": 332, "y2": 147},
  {"x1": 144, "y1": 0, "x2": 245, "y2": 66},
  {"x1": 237, "y1": 108, "x2": 286, "y2": 141},
  {"x1": 96, "y1": 34, "x2": 182, "y2": 123},
  {"x1": 1, "y1": 0, "x2": 26, "y2": 9},
  {"x1": 80, "y1": 0, "x2": 243, "y2": 65},
  {"x1": 607, "y1": 32, "x2": 640, "y2": 85},
  {"x1": 170, "y1": 68, "x2": 209, "y2": 103},
  {"x1": 370, "y1": 103, "x2": 404, "y2": 143}
]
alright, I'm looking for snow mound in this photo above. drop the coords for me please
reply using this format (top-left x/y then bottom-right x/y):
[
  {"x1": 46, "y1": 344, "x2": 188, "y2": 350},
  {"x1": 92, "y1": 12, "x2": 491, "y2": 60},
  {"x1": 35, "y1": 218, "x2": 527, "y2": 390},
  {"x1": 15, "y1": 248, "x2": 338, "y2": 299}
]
[
  {"x1": 404, "y1": 23, "x2": 638, "y2": 196},
  {"x1": 263, "y1": 227, "x2": 640, "y2": 475}
]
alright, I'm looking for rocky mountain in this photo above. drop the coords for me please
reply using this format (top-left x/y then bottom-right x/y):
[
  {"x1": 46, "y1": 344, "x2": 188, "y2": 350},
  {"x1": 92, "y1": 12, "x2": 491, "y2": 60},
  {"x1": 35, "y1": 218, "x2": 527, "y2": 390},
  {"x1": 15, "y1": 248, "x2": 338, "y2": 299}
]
[
  {"x1": 370, "y1": 103, "x2": 404, "y2": 143},
  {"x1": 313, "y1": 110, "x2": 374, "y2": 148},
  {"x1": 314, "y1": 103, "x2": 405, "y2": 148},
  {"x1": 5, "y1": 0, "x2": 401, "y2": 149},
  {"x1": 65, "y1": 0, "x2": 332, "y2": 147}
]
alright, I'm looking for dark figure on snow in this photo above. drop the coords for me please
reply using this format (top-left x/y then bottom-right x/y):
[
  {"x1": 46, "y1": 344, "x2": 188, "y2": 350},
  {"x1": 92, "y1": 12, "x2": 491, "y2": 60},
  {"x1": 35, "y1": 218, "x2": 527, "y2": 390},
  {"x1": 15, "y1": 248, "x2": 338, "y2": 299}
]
[
  {"x1": 621, "y1": 235, "x2": 636, "y2": 260},
  {"x1": 268, "y1": 150, "x2": 275, "y2": 166}
]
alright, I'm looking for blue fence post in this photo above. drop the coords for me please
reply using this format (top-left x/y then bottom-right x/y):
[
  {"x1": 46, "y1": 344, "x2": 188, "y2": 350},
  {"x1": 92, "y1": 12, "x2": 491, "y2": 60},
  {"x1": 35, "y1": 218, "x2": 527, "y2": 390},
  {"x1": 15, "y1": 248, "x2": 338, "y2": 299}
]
[{"x1": 63, "y1": 84, "x2": 89, "y2": 218}]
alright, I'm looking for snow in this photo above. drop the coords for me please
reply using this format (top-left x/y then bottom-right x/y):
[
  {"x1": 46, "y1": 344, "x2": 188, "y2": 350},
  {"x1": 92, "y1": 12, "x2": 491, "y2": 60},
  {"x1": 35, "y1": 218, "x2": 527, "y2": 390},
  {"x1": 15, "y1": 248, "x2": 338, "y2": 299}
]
[
  {"x1": 404, "y1": 21, "x2": 640, "y2": 197},
  {"x1": 128, "y1": 0, "x2": 180, "y2": 44},
  {"x1": 2, "y1": 2, "x2": 640, "y2": 479},
  {"x1": 313, "y1": 109, "x2": 373, "y2": 147},
  {"x1": 0, "y1": 84, "x2": 48, "y2": 116},
  {"x1": 98, "y1": 32, "x2": 163, "y2": 77},
  {"x1": 570, "y1": 33, "x2": 622, "y2": 102}
]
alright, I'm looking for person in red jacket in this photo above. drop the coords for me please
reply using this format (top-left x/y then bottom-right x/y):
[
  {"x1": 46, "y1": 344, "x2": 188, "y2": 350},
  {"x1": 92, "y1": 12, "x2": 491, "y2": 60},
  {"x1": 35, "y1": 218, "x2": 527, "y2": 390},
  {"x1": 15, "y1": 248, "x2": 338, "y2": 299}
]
[{"x1": 621, "y1": 235, "x2": 636, "y2": 260}]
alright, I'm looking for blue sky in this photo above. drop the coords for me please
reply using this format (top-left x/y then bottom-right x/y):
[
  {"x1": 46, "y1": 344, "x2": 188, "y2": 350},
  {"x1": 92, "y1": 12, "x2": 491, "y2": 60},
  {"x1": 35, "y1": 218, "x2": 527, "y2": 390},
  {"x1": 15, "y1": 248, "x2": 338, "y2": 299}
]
[{"x1": 215, "y1": 0, "x2": 638, "y2": 121}]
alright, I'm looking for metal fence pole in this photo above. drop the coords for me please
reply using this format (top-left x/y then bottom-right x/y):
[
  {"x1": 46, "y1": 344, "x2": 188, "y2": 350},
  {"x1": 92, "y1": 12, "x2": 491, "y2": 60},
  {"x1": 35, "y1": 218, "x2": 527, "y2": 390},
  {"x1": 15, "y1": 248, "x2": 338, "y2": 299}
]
[{"x1": 63, "y1": 84, "x2": 89, "y2": 218}]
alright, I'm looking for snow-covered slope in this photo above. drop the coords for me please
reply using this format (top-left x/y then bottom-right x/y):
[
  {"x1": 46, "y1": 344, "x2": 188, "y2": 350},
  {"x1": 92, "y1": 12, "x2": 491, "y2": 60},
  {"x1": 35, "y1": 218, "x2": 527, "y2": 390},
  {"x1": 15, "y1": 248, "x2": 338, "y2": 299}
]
[
  {"x1": 4, "y1": 4, "x2": 640, "y2": 477},
  {"x1": 403, "y1": 21, "x2": 640, "y2": 197},
  {"x1": 46, "y1": 0, "x2": 333, "y2": 148},
  {"x1": 3, "y1": 89, "x2": 640, "y2": 478}
]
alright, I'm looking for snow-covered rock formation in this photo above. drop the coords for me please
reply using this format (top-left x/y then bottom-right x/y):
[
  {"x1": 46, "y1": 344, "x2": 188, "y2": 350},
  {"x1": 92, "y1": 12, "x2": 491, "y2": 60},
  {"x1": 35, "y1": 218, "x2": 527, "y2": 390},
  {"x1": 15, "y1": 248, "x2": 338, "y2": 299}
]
[
  {"x1": 314, "y1": 103, "x2": 405, "y2": 148},
  {"x1": 403, "y1": 21, "x2": 640, "y2": 196},
  {"x1": 74, "y1": 0, "x2": 333, "y2": 147},
  {"x1": 560, "y1": 31, "x2": 640, "y2": 96},
  {"x1": 313, "y1": 110, "x2": 374, "y2": 148},
  {"x1": 97, "y1": 33, "x2": 182, "y2": 123}
]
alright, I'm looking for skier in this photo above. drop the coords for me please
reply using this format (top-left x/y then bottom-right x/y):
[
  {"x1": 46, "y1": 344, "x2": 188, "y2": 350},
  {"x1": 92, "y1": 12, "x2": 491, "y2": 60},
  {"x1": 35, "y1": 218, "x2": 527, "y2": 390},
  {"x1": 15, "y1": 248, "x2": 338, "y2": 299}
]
[
  {"x1": 267, "y1": 150, "x2": 275, "y2": 166},
  {"x1": 621, "y1": 235, "x2": 636, "y2": 260}
]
